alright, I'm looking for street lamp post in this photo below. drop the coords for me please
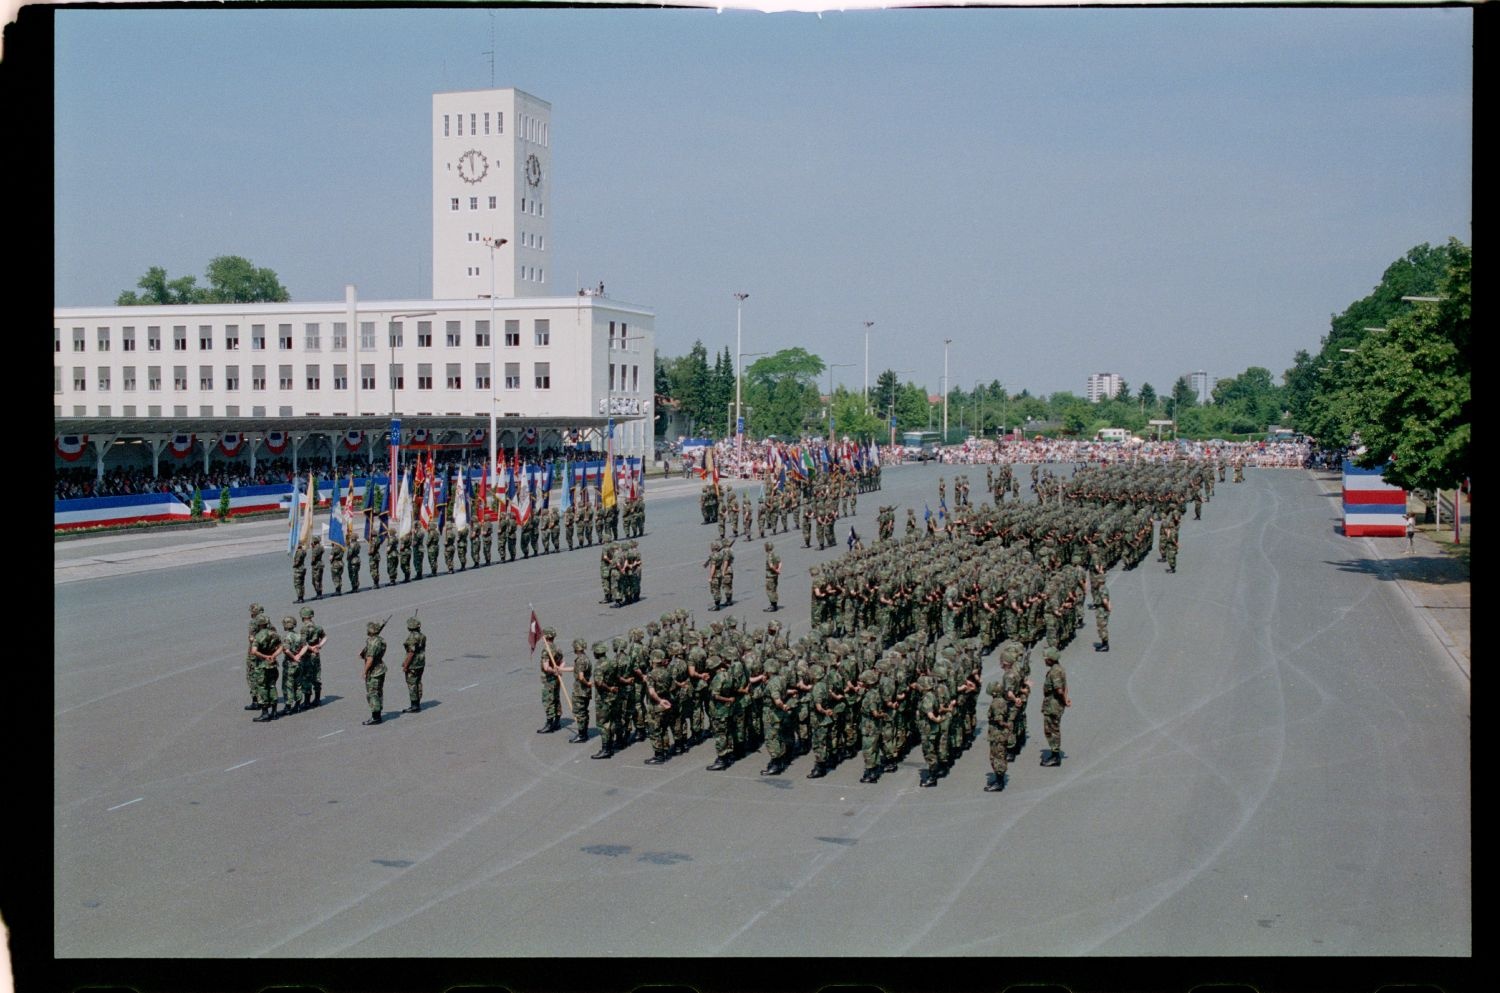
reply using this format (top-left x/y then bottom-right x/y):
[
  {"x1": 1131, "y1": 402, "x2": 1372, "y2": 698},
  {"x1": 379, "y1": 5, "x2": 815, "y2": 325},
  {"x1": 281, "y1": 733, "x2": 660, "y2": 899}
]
[
  {"x1": 734, "y1": 292, "x2": 749, "y2": 451},
  {"x1": 482, "y1": 237, "x2": 509, "y2": 489},
  {"x1": 863, "y1": 320, "x2": 874, "y2": 415},
  {"x1": 942, "y1": 338, "x2": 953, "y2": 443}
]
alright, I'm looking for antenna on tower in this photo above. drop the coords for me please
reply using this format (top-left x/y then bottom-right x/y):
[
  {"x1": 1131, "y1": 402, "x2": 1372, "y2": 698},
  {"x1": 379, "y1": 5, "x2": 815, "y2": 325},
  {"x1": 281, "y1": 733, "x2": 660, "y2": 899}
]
[{"x1": 483, "y1": 11, "x2": 496, "y2": 87}]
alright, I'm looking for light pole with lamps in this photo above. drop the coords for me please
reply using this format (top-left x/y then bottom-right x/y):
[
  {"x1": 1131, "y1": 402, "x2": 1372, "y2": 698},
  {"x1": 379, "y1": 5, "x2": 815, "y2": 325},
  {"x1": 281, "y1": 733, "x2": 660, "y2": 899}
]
[
  {"x1": 482, "y1": 236, "x2": 509, "y2": 487},
  {"x1": 941, "y1": 338, "x2": 953, "y2": 443},
  {"x1": 733, "y1": 292, "x2": 749, "y2": 450},
  {"x1": 826, "y1": 362, "x2": 854, "y2": 442},
  {"x1": 862, "y1": 320, "x2": 874, "y2": 414}
]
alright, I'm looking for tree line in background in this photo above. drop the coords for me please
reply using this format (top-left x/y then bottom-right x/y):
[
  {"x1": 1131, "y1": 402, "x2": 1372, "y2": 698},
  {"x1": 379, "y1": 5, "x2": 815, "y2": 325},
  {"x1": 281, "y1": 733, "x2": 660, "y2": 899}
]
[
  {"x1": 654, "y1": 237, "x2": 1468, "y2": 494},
  {"x1": 116, "y1": 255, "x2": 291, "y2": 306}
]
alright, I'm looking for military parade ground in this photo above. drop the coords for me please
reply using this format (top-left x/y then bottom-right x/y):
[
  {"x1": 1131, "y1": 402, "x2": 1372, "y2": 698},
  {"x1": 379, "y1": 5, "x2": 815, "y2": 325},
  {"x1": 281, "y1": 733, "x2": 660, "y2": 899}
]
[{"x1": 53, "y1": 457, "x2": 1469, "y2": 966}]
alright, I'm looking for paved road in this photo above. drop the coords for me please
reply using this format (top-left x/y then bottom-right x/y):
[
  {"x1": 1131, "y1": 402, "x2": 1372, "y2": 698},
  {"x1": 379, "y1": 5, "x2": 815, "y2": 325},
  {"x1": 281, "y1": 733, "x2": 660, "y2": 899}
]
[{"x1": 53, "y1": 462, "x2": 1470, "y2": 964}]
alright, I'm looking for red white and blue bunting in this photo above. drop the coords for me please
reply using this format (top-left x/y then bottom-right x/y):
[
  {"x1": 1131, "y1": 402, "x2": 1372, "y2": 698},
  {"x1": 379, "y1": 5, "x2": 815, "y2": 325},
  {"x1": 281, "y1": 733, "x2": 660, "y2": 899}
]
[
  {"x1": 469, "y1": 428, "x2": 485, "y2": 445},
  {"x1": 342, "y1": 429, "x2": 365, "y2": 452},
  {"x1": 264, "y1": 431, "x2": 289, "y2": 455},
  {"x1": 522, "y1": 426, "x2": 538, "y2": 445},
  {"x1": 218, "y1": 433, "x2": 245, "y2": 457},
  {"x1": 168, "y1": 433, "x2": 197, "y2": 459},
  {"x1": 409, "y1": 427, "x2": 430, "y2": 447},
  {"x1": 55, "y1": 434, "x2": 89, "y2": 462}
]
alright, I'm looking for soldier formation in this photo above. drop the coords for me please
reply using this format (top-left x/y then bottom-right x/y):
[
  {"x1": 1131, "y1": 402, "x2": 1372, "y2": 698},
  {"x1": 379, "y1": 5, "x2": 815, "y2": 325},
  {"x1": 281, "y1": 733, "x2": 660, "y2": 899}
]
[{"x1": 244, "y1": 603, "x2": 327, "y2": 722}]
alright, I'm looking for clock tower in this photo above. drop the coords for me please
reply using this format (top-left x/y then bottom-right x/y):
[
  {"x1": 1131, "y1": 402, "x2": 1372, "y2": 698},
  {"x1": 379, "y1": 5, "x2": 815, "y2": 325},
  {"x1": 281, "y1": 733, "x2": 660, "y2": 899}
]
[{"x1": 432, "y1": 88, "x2": 551, "y2": 300}]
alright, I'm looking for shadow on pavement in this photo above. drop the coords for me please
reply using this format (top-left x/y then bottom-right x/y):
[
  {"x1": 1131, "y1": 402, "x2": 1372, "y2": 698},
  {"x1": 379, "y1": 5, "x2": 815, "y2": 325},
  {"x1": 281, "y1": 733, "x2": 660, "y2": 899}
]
[{"x1": 1325, "y1": 555, "x2": 1468, "y2": 585}]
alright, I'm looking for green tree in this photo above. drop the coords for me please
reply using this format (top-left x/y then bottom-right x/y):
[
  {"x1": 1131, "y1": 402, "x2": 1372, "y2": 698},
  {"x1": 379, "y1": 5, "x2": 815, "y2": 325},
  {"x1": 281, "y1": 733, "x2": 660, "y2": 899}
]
[
  {"x1": 1212, "y1": 366, "x2": 1283, "y2": 431},
  {"x1": 1166, "y1": 377, "x2": 1197, "y2": 418},
  {"x1": 744, "y1": 348, "x2": 826, "y2": 439},
  {"x1": 1138, "y1": 382, "x2": 1158, "y2": 413},
  {"x1": 1341, "y1": 239, "x2": 1469, "y2": 492},
  {"x1": 217, "y1": 486, "x2": 232, "y2": 522},
  {"x1": 190, "y1": 487, "x2": 205, "y2": 520},
  {"x1": 667, "y1": 341, "x2": 712, "y2": 435},
  {"x1": 117, "y1": 256, "x2": 289, "y2": 305}
]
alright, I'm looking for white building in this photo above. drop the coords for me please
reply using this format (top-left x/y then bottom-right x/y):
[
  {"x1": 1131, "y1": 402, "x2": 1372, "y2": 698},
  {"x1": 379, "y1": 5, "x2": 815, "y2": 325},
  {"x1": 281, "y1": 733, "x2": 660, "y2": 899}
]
[
  {"x1": 1086, "y1": 372, "x2": 1123, "y2": 403},
  {"x1": 1188, "y1": 370, "x2": 1215, "y2": 404},
  {"x1": 54, "y1": 87, "x2": 655, "y2": 474}
]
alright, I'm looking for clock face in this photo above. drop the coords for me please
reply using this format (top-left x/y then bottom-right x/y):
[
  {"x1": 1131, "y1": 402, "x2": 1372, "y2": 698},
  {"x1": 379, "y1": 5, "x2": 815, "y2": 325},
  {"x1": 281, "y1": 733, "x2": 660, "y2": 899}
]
[
  {"x1": 457, "y1": 149, "x2": 488, "y2": 184},
  {"x1": 526, "y1": 153, "x2": 542, "y2": 188}
]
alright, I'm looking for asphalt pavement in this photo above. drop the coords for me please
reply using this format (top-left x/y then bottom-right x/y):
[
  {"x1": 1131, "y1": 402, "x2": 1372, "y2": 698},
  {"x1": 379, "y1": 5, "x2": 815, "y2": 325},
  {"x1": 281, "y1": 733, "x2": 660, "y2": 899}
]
[{"x1": 52, "y1": 461, "x2": 1470, "y2": 969}]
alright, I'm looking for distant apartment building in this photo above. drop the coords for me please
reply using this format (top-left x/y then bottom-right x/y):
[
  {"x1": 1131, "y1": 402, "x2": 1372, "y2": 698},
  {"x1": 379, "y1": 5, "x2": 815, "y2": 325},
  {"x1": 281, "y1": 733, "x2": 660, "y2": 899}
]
[
  {"x1": 1188, "y1": 370, "x2": 1214, "y2": 404},
  {"x1": 1086, "y1": 372, "x2": 1124, "y2": 403}
]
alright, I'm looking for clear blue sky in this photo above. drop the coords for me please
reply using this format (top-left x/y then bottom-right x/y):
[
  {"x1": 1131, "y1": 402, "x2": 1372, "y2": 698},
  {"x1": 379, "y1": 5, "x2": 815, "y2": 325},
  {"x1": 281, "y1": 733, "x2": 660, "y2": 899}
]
[{"x1": 53, "y1": 5, "x2": 1471, "y2": 399}]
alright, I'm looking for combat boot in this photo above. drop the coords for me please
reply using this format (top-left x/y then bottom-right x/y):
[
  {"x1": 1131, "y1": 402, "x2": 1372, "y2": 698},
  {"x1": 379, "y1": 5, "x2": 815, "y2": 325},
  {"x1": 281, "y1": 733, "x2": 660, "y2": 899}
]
[
  {"x1": 706, "y1": 756, "x2": 731, "y2": 771},
  {"x1": 591, "y1": 745, "x2": 614, "y2": 760},
  {"x1": 287, "y1": 700, "x2": 301, "y2": 715},
  {"x1": 362, "y1": 712, "x2": 382, "y2": 725},
  {"x1": 568, "y1": 723, "x2": 590, "y2": 744},
  {"x1": 1097, "y1": 641, "x2": 1109, "y2": 652},
  {"x1": 537, "y1": 718, "x2": 559, "y2": 734},
  {"x1": 859, "y1": 768, "x2": 879, "y2": 784},
  {"x1": 805, "y1": 762, "x2": 828, "y2": 779},
  {"x1": 644, "y1": 751, "x2": 668, "y2": 765},
  {"x1": 406, "y1": 703, "x2": 421, "y2": 714},
  {"x1": 313, "y1": 686, "x2": 322, "y2": 705},
  {"x1": 1042, "y1": 750, "x2": 1062, "y2": 766},
  {"x1": 244, "y1": 701, "x2": 261, "y2": 711},
  {"x1": 883, "y1": 761, "x2": 899, "y2": 773},
  {"x1": 253, "y1": 706, "x2": 272, "y2": 722},
  {"x1": 918, "y1": 768, "x2": 936, "y2": 787},
  {"x1": 760, "y1": 759, "x2": 783, "y2": 776},
  {"x1": 985, "y1": 772, "x2": 1006, "y2": 792}
]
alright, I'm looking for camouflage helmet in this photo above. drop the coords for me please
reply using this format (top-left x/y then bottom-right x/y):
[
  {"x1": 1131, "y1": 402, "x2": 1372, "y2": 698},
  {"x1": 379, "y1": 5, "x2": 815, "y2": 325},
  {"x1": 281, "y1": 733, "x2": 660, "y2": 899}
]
[
  {"x1": 409, "y1": 617, "x2": 422, "y2": 631},
  {"x1": 282, "y1": 615, "x2": 298, "y2": 629},
  {"x1": 611, "y1": 636, "x2": 626, "y2": 652},
  {"x1": 1001, "y1": 642, "x2": 1022, "y2": 662},
  {"x1": 572, "y1": 637, "x2": 588, "y2": 653},
  {"x1": 542, "y1": 626, "x2": 556, "y2": 639},
  {"x1": 249, "y1": 602, "x2": 264, "y2": 615},
  {"x1": 649, "y1": 648, "x2": 666, "y2": 663},
  {"x1": 986, "y1": 680, "x2": 1004, "y2": 697},
  {"x1": 767, "y1": 619, "x2": 782, "y2": 635},
  {"x1": 688, "y1": 646, "x2": 707, "y2": 663},
  {"x1": 807, "y1": 663, "x2": 825, "y2": 681},
  {"x1": 725, "y1": 615, "x2": 738, "y2": 629},
  {"x1": 366, "y1": 621, "x2": 381, "y2": 635},
  {"x1": 1043, "y1": 646, "x2": 1060, "y2": 662},
  {"x1": 859, "y1": 669, "x2": 879, "y2": 687},
  {"x1": 706, "y1": 652, "x2": 725, "y2": 670},
  {"x1": 253, "y1": 614, "x2": 271, "y2": 630},
  {"x1": 765, "y1": 541, "x2": 774, "y2": 552},
  {"x1": 300, "y1": 606, "x2": 315, "y2": 619},
  {"x1": 592, "y1": 641, "x2": 609, "y2": 657},
  {"x1": 645, "y1": 620, "x2": 660, "y2": 635},
  {"x1": 311, "y1": 534, "x2": 321, "y2": 543},
  {"x1": 629, "y1": 628, "x2": 644, "y2": 641}
]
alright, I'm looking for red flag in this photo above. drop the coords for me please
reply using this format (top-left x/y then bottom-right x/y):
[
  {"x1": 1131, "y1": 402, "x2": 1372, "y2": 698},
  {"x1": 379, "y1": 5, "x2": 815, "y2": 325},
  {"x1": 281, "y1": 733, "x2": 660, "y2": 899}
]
[
  {"x1": 479, "y1": 464, "x2": 489, "y2": 522},
  {"x1": 527, "y1": 609, "x2": 542, "y2": 654}
]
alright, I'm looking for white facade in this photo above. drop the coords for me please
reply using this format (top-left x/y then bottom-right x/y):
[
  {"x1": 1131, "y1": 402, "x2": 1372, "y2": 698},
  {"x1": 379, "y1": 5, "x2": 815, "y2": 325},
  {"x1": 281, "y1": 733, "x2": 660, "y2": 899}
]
[
  {"x1": 1086, "y1": 372, "x2": 1123, "y2": 403},
  {"x1": 1188, "y1": 370, "x2": 1214, "y2": 404},
  {"x1": 53, "y1": 293, "x2": 655, "y2": 458},
  {"x1": 432, "y1": 88, "x2": 551, "y2": 300}
]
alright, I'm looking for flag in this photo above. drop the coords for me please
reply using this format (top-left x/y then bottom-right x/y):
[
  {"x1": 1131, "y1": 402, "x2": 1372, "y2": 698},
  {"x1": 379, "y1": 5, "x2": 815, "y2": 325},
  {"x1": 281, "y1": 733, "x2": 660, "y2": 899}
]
[
  {"x1": 601, "y1": 420, "x2": 617, "y2": 511},
  {"x1": 396, "y1": 467, "x2": 414, "y2": 537},
  {"x1": 802, "y1": 448, "x2": 816, "y2": 478},
  {"x1": 527, "y1": 609, "x2": 542, "y2": 654},
  {"x1": 300, "y1": 470, "x2": 317, "y2": 548},
  {"x1": 561, "y1": 461, "x2": 574, "y2": 513},
  {"x1": 478, "y1": 464, "x2": 489, "y2": 524},
  {"x1": 923, "y1": 503, "x2": 932, "y2": 525},
  {"x1": 419, "y1": 462, "x2": 436, "y2": 528},
  {"x1": 454, "y1": 469, "x2": 469, "y2": 532},
  {"x1": 513, "y1": 459, "x2": 533, "y2": 526},
  {"x1": 362, "y1": 473, "x2": 375, "y2": 540},
  {"x1": 328, "y1": 474, "x2": 346, "y2": 548},
  {"x1": 938, "y1": 497, "x2": 947, "y2": 525},
  {"x1": 286, "y1": 474, "x2": 302, "y2": 555},
  {"x1": 541, "y1": 462, "x2": 554, "y2": 510}
]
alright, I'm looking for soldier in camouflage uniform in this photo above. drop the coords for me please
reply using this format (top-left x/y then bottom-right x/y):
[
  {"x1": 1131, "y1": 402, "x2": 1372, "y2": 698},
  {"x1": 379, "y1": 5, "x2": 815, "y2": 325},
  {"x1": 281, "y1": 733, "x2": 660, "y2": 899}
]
[
  {"x1": 562, "y1": 637, "x2": 593, "y2": 742},
  {"x1": 1040, "y1": 645, "x2": 1069, "y2": 765},
  {"x1": 481, "y1": 512, "x2": 494, "y2": 564},
  {"x1": 291, "y1": 540, "x2": 308, "y2": 603},
  {"x1": 764, "y1": 542, "x2": 781, "y2": 612},
  {"x1": 426, "y1": 520, "x2": 441, "y2": 576},
  {"x1": 330, "y1": 538, "x2": 345, "y2": 595},
  {"x1": 536, "y1": 626, "x2": 562, "y2": 732},
  {"x1": 1094, "y1": 575, "x2": 1111, "y2": 651},
  {"x1": 348, "y1": 533, "x2": 363, "y2": 592},
  {"x1": 244, "y1": 602, "x2": 266, "y2": 710},
  {"x1": 411, "y1": 522, "x2": 426, "y2": 579},
  {"x1": 705, "y1": 653, "x2": 737, "y2": 770},
  {"x1": 442, "y1": 524, "x2": 457, "y2": 573},
  {"x1": 600, "y1": 543, "x2": 616, "y2": 605},
  {"x1": 643, "y1": 649, "x2": 676, "y2": 764},
  {"x1": 590, "y1": 643, "x2": 619, "y2": 758},
  {"x1": 369, "y1": 522, "x2": 385, "y2": 588},
  {"x1": 279, "y1": 615, "x2": 306, "y2": 715},
  {"x1": 469, "y1": 516, "x2": 482, "y2": 566},
  {"x1": 856, "y1": 669, "x2": 886, "y2": 782},
  {"x1": 299, "y1": 605, "x2": 326, "y2": 708},
  {"x1": 359, "y1": 619, "x2": 387, "y2": 725},
  {"x1": 249, "y1": 614, "x2": 282, "y2": 722},
  {"x1": 402, "y1": 615, "x2": 427, "y2": 713},
  {"x1": 308, "y1": 534, "x2": 325, "y2": 598},
  {"x1": 564, "y1": 502, "x2": 576, "y2": 550}
]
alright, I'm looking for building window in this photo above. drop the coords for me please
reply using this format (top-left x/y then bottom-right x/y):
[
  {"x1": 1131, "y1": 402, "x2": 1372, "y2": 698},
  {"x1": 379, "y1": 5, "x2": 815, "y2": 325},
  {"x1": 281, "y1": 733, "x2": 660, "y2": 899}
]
[
  {"x1": 225, "y1": 366, "x2": 239, "y2": 391},
  {"x1": 388, "y1": 321, "x2": 404, "y2": 348},
  {"x1": 251, "y1": 324, "x2": 265, "y2": 350},
  {"x1": 390, "y1": 364, "x2": 404, "y2": 390},
  {"x1": 417, "y1": 322, "x2": 433, "y2": 348},
  {"x1": 333, "y1": 364, "x2": 347, "y2": 390},
  {"x1": 304, "y1": 323, "x2": 320, "y2": 351},
  {"x1": 450, "y1": 198, "x2": 459, "y2": 212},
  {"x1": 497, "y1": 111, "x2": 503, "y2": 134},
  {"x1": 54, "y1": 367, "x2": 61, "y2": 393},
  {"x1": 469, "y1": 196, "x2": 478, "y2": 210},
  {"x1": 279, "y1": 324, "x2": 293, "y2": 350},
  {"x1": 470, "y1": 113, "x2": 476, "y2": 135},
  {"x1": 475, "y1": 362, "x2": 490, "y2": 390},
  {"x1": 538, "y1": 268, "x2": 544, "y2": 283},
  {"x1": 148, "y1": 366, "x2": 162, "y2": 391},
  {"x1": 332, "y1": 322, "x2": 347, "y2": 350},
  {"x1": 484, "y1": 112, "x2": 490, "y2": 135},
  {"x1": 225, "y1": 324, "x2": 238, "y2": 350},
  {"x1": 609, "y1": 363, "x2": 615, "y2": 391},
  {"x1": 446, "y1": 363, "x2": 462, "y2": 390},
  {"x1": 173, "y1": 366, "x2": 188, "y2": 391},
  {"x1": 122, "y1": 366, "x2": 136, "y2": 391},
  {"x1": 122, "y1": 326, "x2": 136, "y2": 351},
  {"x1": 417, "y1": 363, "x2": 433, "y2": 390},
  {"x1": 73, "y1": 366, "x2": 86, "y2": 391},
  {"x1": 148, "y1": 326, "x2": 162, "y2": 351},
  {"x1": 475, "y1": 320, "x2": 490, "y2": 347},
  {"x1": 279, "y1": 365, "x2": 294, "y2": 390},
  {"x1": 505, "y1": 320, "x2": 520, "y2": 347},
  {"x1": 443, "y1": 114, "x2": 450, "y2": 137},
  {"x1": 97, "y1": 327, "x2": 111, "y2": 352},
  {"x1": 98, "y1": 405, "x2": 111, "y2": 416},
  {"x1": 173, "y1": 326, "x2": 188, "y2": 351},
  {"x1": 534, "y1": 362, "x2": 551, "y2": 390},
  {"x1": 73, "y1": 327, "x2": 86, "y2": 352},
  {"x1": 361, "y1": 364, "x2": 376, "y2": 390},
  {"x1": 360, "y1": 321, "x2": 377, "y2": 350},
  {"x1": 199, "y1": 366, "x2": 213, "y2": 390},
  {"x1": 199, "y1": 325, "x2": 213, "y2": 350},
  {"x1": 533, "y1": 319, "x2": 551, "y2": 347},
  {"x1": 306, "y1": 365, "x2": 320, "y2": 390},
  {"x1": 488, "y1": 196, "x2": 496, "y2": 209},
  {"x1": 55, "y1": 328, "x2": 60, "y2": 353},
  {"x1": 458, "y1": 113, "x2": 463, "y2": 136},
  {"x1": 538, "y1": 201, "x2": 544, "y2": 217},
  {"x1": 252, "y1": 365, "x2": 266, "y2": 391},
  {"x1": 632, "y1": 365, "x2": 640, "y2": 392},
  {"x1": 446, "y1": 321, "x2": 461, "y2": 347},
  {"x1": 504, "y1": 362, "x2": 520, "y2": 390}
]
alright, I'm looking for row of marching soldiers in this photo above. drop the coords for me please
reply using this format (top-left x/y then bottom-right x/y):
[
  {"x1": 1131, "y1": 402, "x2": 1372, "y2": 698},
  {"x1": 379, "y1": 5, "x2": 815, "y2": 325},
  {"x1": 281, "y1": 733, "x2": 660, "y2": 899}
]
[{"x1": 533, "y1": 606, "x2": 1058, "y2": 789}]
